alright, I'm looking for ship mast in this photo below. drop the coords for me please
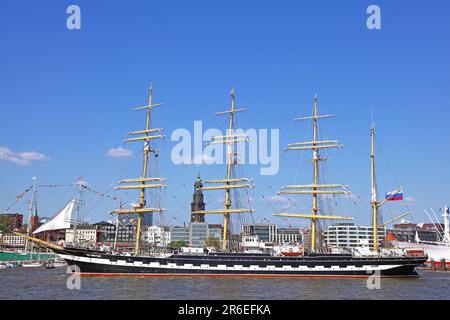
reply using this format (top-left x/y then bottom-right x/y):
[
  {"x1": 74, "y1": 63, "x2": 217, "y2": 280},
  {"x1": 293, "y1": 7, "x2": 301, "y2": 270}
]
[
  {"x1": 371, "y1": 127, "x2": 379, "y2": 252},
  {"x1": 112, "y1": 84, "x2": 166, "y2": 256},
  {"x1": 73, "y1": 178, "x2": 84, "y2": 245},
  {"x1": 25, "y1": 177, "x2": 38, "y2": 250},
  {"x1": 273, "y1": 96, "x2": 352, "y2": 252},
  {"x1": 192, "y1": 89, "x2": 255, "y2": 251}
]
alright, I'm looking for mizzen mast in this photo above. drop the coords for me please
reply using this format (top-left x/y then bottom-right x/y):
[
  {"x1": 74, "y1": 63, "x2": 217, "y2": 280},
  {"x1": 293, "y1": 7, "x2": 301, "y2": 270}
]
[
  {"x1": 371, "y1": 126, "x2": 379, "y2": 252},
  {"x1": 112, "y1": 84, "x2": 166, "y2": 256},
  {"x1": 192, "y1": 89, "x2": 255, "y2": 251},
  {"x1": 273, "y1": 96, "x2": 352, "y2": 252}
]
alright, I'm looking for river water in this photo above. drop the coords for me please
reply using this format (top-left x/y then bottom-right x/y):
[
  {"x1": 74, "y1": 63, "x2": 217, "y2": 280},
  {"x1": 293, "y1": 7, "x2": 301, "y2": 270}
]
[{"x1": 0, "y1": 268, "x2": 449, "y2": 300}]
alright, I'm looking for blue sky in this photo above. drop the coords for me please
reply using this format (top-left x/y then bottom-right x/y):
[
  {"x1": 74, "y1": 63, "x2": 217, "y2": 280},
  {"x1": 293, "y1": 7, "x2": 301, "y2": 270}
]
[{"x1": 1, "y1": 0, "x2": 449, "y2": 229}]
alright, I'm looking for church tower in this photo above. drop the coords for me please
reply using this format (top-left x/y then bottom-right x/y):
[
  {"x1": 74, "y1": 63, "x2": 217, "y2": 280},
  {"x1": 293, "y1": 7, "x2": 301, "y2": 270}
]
[{"x1": 191, "y1": 174, "x2": 206, "y2": 223}]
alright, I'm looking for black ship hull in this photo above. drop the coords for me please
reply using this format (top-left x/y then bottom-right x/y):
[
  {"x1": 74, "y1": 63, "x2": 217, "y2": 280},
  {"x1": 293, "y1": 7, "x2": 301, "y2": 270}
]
[{"x1": 56, "y1": 247, "x2": 427, "y2": 278}]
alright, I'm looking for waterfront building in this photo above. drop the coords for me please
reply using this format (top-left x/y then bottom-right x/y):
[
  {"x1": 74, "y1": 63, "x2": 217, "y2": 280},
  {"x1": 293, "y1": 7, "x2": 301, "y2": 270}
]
[
  {"x1": 94, "y1": 221, "x2": 116, "y2": 244},
  {"x1": 207, "y1": 224, "x2": 223, "y2": 240},
  {"x1": 65, "y1": 224, "x2": 97, "y2": 246},
  {"x1": 392, "y1": 223, "x2": 417, "y2": 242},
  {"x1": 170, "y1": 226, "x2": 190, "y2": 244},
  {"x1": 323, "y1": 223, "x2": 386, "y2": 248},
  {"x1": 240, "y1": 224, "x2": 303, "y2": 245},
  {"x1": 276, "y1": 228, "x2": 303, "y2": 243},
  {"x1": 169, "y1": 223, "x2": 224, "y2": 247},
  {"x1": 143, "y1": 226, "x2": 171, "y2": 247},
  {"x1": 241, "y1": 224, "x2": 278, "y2": 243},
  {"x1": 77, "y1": 221, "x2": 136, "y2": 247},
  {"x1": 393, "y1": 222, "x2": 443, "y2": 243},
  {"x1": 113, "y1": 223, "x2": 136, "y2": 247},
  {"x1": 418, "y1": 224, "x2": 444, "y2": 242},
  {"x1": 142, "y1": 214, "x2": 153, "y2": 228},
  {"x1": 0, "y1": 234, "x2": 26, "y2": 248},
  {"x1": 0, "y1": 213, "x2": 24, "y2": 232},
  {"x1": 190, "y1": 222, "x2": 208, "y2": 247}
]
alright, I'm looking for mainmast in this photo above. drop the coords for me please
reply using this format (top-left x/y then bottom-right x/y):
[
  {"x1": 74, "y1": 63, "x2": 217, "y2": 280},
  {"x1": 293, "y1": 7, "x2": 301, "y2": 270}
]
[
  {"x1": 112, "y1": 84, "x2": 166, "y2": 256},
  {"x1": 371, "y1": 127, "x2": 379, "y2": 252},
  {"x1": 273, "y1": 96, "x2": 352, "y2": 252},
  {"x1": 192, "y1": 89, "x2": 255, "y2": 251}
]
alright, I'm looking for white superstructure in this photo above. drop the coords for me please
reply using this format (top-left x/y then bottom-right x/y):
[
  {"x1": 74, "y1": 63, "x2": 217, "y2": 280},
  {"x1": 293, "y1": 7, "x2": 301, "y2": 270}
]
[{"x1": 396, "y1": 205, "x2": 450, "y2": 264}]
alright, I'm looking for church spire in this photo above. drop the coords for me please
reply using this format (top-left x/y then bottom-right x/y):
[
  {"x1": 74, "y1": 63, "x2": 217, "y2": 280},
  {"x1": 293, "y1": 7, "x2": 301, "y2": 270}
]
[{"x1": 191, "y1": 174, "x2": 206, "y2": 223}]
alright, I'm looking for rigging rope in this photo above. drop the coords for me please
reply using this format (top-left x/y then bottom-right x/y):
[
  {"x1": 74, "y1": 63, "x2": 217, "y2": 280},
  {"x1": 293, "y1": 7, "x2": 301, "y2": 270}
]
[
  {"x1": 4, "y1": 184, "x2": 34, "y2": 212},
  {"x1": 81, "y1": 185, "x2": 119, "y2": 201}
]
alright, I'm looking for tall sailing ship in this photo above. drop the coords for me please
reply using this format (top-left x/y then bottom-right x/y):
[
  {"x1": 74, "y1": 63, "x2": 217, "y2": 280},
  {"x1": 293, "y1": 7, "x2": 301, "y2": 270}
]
[{"x1": 19, "y1": 88, "x2": 426, "y2": 277}]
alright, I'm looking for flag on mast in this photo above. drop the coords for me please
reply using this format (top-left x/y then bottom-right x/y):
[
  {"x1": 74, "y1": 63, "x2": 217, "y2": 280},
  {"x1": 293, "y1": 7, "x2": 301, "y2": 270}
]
[{"x1": 385, "y1": 188, "x2": 404, "y2": 201}]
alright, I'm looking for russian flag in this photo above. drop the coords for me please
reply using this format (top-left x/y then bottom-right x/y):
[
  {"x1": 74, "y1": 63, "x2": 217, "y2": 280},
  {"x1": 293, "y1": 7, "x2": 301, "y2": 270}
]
[{"x1": 385, "y1": 190, "x2": 404, "y2": 201}]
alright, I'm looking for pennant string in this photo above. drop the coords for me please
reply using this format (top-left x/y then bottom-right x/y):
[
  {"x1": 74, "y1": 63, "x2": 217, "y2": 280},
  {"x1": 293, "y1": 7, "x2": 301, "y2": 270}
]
[{"x1": 4, "y1": 184, "x2": 34, "y2": 212}]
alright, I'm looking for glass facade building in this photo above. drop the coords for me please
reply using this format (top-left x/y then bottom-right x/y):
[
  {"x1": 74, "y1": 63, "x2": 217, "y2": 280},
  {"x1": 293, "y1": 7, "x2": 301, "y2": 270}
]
[{"x1": 324, "y1": 223, "x2": 386, "y2": 248}]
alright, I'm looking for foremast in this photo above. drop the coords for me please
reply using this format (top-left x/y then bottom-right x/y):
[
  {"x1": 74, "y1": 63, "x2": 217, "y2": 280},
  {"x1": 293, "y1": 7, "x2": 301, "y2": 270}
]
[
  {"x1": 112, "y1": 84, "x2": 166, "y2": 256},
  {"x1": 273, "y1": 96, "x2": 352, "y2": 252},
  {"x1": 192, "y1": 89, "x2": 255, "y2": 251}
]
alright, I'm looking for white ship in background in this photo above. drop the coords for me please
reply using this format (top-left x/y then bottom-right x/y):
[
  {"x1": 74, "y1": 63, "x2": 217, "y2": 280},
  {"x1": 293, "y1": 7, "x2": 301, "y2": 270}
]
[{"x1": 396, "y1": 206, "x2": 450, "y2": 266}]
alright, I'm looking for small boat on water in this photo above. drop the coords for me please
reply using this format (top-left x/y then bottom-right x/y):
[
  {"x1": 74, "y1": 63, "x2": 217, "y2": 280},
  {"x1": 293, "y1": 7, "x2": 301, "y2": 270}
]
[
  {"x1": 53, "y1": 260, "x2": 67, "y2": 268},
  {"x1": 22, "y1": 262, "x2": 45, "y2": 268},
  {"x1": 45, "y1": 260, "x2": 67, "y2": 269}
]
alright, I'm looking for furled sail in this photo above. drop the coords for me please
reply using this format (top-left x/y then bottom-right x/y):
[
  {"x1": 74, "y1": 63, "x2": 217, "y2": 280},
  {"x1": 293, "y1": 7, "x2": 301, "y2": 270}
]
[{"x1": 33, "y1": 199, "x2": 75, "y2": 234}]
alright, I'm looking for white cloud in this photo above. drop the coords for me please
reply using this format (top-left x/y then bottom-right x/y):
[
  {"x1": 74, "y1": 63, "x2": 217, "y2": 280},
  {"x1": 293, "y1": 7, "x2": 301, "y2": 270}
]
[
  {"x1": 106, "y1": 147, "x2": 133, "y2": 158},
  {"x1": 0, "y1": 147, "x2": 49, "y2": 166}
]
